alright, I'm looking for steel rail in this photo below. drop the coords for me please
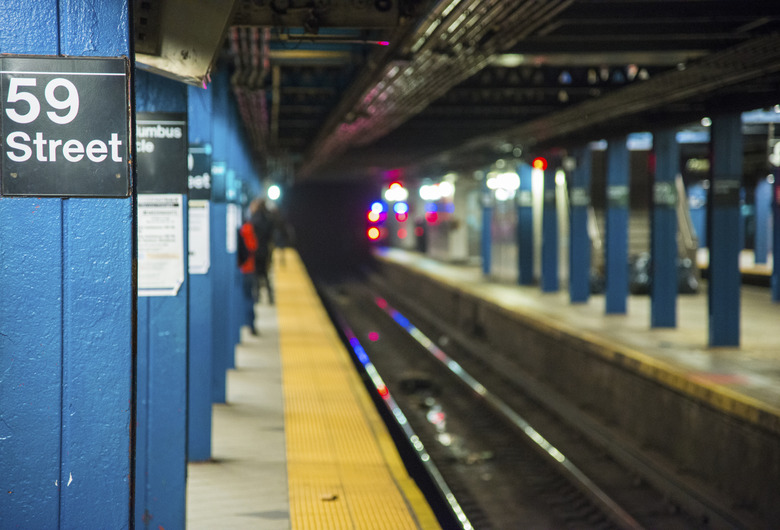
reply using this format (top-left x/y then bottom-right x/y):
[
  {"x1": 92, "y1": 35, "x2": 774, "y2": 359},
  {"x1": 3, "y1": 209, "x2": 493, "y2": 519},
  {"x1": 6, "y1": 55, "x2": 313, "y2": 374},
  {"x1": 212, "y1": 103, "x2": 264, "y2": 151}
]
[
  {"x1": 373, "y1": 295, "x2": 646, "y2": 530},
  {"x1": 328, "y1": 305, "x2": 475, "y2": 530}
]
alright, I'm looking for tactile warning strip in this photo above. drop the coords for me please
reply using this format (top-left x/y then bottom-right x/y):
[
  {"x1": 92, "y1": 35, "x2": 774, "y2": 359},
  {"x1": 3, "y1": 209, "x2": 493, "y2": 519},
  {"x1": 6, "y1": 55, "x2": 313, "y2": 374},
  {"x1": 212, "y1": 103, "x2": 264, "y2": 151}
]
[{"x1": 275, "y1": 250, "x2": 439, "y2": 530}]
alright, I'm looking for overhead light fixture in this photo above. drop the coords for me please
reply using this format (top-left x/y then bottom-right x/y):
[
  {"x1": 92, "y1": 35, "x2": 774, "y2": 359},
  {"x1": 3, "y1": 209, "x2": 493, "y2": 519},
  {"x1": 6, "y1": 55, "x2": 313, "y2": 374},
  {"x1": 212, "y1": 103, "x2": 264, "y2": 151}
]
[{"x1": 491, "y1": 54, "x2": 525, "y2": 68}]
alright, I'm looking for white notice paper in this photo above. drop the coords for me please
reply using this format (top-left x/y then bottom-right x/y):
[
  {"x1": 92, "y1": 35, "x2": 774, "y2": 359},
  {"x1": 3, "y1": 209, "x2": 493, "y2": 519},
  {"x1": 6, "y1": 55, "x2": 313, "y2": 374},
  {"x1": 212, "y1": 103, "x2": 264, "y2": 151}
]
[
  {"x1": 188, "y1": 200, "x2": 210, "y2": 274},
  {"x1": 226, "y1": 202, "x2": 239, "y2": 254},
  {"x1": 138, "y1": 194, "x2": 185, "y2": 296}
]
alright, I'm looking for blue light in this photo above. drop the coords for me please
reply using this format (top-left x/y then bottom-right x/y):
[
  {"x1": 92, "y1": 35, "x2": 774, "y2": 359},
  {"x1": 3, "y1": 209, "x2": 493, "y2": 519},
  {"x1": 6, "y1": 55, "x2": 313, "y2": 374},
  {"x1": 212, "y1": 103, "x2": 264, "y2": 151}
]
[
  {"x1": 349, "y1": 336, "x2": 370, "y2": 366},
  {"x1": 371, "y1": 201, "x2": 385, "y2": 213},
  {"x1": 393, "y1": 202, "x2": 408, "y2": 214},
  {"x1": 424, "y1": 203, "x2": 437, "y2": 213},
  {"x1": 390, "y1": 310, "x2": 411, "y2": 330}
]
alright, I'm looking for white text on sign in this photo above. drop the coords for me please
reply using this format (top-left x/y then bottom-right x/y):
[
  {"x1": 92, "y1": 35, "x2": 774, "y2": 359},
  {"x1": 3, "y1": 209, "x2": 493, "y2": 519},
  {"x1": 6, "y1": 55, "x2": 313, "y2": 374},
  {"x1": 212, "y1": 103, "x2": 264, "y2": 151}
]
[{"x1": 4, "y1": 76, "x2": 125, "y2": 164}]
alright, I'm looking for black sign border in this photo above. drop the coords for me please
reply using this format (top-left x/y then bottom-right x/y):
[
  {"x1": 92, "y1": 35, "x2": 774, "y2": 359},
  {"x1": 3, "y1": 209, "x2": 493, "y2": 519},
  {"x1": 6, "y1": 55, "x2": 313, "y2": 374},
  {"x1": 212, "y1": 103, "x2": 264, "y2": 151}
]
[{"x1": 0, "y1": 55, "x2": 132, "y2": 198}]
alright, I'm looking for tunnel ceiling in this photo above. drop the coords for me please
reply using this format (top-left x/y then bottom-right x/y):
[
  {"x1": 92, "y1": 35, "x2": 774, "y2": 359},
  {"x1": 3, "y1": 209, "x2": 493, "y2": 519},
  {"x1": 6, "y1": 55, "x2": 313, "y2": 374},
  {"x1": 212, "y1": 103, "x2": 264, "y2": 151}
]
[{"x1": 137, "y1": 1, "x2": 780, "y2": 183}]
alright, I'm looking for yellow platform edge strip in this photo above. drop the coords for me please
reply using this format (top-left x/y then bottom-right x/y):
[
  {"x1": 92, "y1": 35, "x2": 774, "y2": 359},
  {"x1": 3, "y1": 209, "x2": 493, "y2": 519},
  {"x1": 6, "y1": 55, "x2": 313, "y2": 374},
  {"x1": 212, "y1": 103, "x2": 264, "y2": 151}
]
[{"x1": 275, "y1": 250, "x2": 440, "y2": 530}]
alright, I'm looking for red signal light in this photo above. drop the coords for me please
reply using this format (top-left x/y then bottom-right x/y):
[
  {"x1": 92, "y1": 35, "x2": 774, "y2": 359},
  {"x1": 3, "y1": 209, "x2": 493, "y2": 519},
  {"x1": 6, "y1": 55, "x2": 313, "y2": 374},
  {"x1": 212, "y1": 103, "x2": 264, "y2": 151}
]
[
  {"x1": 367, "y1": 210, "x2": 380, "y2": 223},
  {"x1": 532, "y1": 157, "x2": 548, "y2": 170},
  {"x1": 367, "y1": 227, "x2": 381, "y2": 240}
]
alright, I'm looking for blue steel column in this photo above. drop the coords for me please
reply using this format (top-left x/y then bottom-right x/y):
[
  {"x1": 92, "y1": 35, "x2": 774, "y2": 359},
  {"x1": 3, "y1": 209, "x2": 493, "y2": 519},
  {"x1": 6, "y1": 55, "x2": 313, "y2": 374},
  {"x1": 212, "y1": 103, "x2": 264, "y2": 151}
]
[
  {"x1": 134, "y1": 70, "x2": 189, "y2": 529},
  {"x1": 227, "y1": 169, "x2": 242, "y2": 357},
  {"x1": 569, "y1": 147, "x2": 592, "y2": 303},
  {"x1": 0, "y1": 2, "x2": 134, "y2": 528},
  {"x1": 210, "y1": 162, "x2": 230, "y2": 403},
  {"x1": 651, "y1": 129, "x2": 679, "y2": 328},
  {"x1": 481, "y1": 176, "x2": 493, "y2": 275},
  {"x1": 708, "y1": 114, "x2": 742, "y2": 345},
  {"x1": 605, "y1": 136, "x2": 630, "y2": 314},
  {"x1": 210, "y1": 68, "x2": 233, "y2": 403},
  {"x1": 754, "y1": 177, "x2": 772, "y2": 265},
  {"x1": 773, "y1": 168, "x2": 780, "y2": 301},
  {"x1": 187, "y1": 86, "x2": 214, "y2": 460},
  {"x1": 541, "y1": 163, "x2": 559, "y2": 292},
  {"x1": 517, "y1": 163, "x2": 535, "y2": 285}
]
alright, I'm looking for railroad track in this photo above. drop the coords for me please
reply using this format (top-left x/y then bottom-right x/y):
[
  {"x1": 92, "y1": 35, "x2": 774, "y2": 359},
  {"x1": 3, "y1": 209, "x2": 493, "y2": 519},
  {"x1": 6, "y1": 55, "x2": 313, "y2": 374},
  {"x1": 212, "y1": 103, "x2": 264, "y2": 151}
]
[{"x1": 319, "y1": 275, "x2": 753, "y2": 530}]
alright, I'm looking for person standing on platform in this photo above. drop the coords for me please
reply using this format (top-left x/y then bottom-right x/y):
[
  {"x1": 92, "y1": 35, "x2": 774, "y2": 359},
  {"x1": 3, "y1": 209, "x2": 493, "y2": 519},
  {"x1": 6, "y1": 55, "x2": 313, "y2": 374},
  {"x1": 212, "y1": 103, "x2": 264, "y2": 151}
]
[
  {"x1": 250, "y1": 198, "x2": 276, "y2": 305},
  {"x1": 238, "y1": 211, "x2": 259, "y2": 335}
]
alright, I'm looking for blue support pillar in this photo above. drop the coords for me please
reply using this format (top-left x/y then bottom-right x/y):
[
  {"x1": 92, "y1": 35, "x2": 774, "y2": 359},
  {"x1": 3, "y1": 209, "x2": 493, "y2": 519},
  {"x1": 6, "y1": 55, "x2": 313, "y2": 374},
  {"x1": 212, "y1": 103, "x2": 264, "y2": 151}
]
[
  {"x1": 187, "y1": 86, "x2": 214, "y2": 461},
  {"x1": 541, "y1": 163, "x2": 559, "y2": 292},
  {"x1": 651, "y1": 129, "x2": 679, "y2": 328},
  {"x1": 708, "y1": 114, "x2": 742, "y2": 345},
  {"x1": 517, "y1": 164, "x2": 535, "y2": 285},
  {"x1": 754, "y1": 177, "x2": 772, "y2": 265},
  {"x1": 0, "y1": 2, "x2": 134, "y2": 528},
  {"x1": 227, "y1": 170, "x2": 242, "y2": 357},
  {"x1": 209, "y1": 68, "x2": 235, "y2": 403},
  {"x1": 773, "y1": 168, "x2": 780, "y2": 301},
  {"x1": 134, "y1": 70, "x2": 189, "y2": 529},
  {"x1": 569, "y1": 148, "x2": 592, "y2": 303},
  {"x1": 605, "y1": 137, "x2": 630, "y2": 314},
  {"x1": 481, "y1": 181, "x2": 493, "y2": 275},
  {"x1": 210, "y1": 163, "x2": 230, "y2": 403}
]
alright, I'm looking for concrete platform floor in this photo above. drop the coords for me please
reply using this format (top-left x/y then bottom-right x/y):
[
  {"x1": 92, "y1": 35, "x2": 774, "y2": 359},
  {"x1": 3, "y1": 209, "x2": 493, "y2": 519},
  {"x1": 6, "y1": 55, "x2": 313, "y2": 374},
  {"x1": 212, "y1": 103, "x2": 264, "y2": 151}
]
[{"x1": 186, "y1": 302, "x2": 290, "y2": 530}]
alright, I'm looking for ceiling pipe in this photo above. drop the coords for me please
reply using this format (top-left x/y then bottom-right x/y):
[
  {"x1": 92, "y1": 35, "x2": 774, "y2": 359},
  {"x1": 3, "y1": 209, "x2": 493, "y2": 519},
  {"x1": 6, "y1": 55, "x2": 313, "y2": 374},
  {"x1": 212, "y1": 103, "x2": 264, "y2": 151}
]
[{"x1": 300, "y1": 1, "x2": 581, "y2": 177}]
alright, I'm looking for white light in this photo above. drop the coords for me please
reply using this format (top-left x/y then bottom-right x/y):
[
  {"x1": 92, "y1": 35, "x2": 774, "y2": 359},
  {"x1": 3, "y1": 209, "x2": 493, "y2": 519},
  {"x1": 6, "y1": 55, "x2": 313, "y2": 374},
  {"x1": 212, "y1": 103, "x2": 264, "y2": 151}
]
[
  {"x1": 486, "y1": 172, "x2": 499, "y2": 190},
  {"x1": 384, "y1": 183, "x2": 408, "y2": 202},
  {"x1": 496, "y1": 171, "x2": 520, "y2": 191},
  {"x1": 701, "y1": 117, "x2": 712, "y2": 127},
  {"x1": 495, "y1": 188, "x2": 510, "y2": 201},
  {"x1": 492, "y1": 53, "x2": 525, "y2": 68},
  {"x1": 267, "y1": 184, "x2": 281, "y2": 201},
  {"x1": 419, "y1": 184, "x2": 441, "y2": 201},
  {"x1": 441, "y1": 0, "x2": 463, "y2": 17},
  {"x1": 532, "y1": 168, "x2": 545, "y2": 195},
  {"x1": 555, "y1": 170, "x2": 566, "y2": 186},
  {"x1": 438, "y1": 181, "x2": 455, "y2": 198}
]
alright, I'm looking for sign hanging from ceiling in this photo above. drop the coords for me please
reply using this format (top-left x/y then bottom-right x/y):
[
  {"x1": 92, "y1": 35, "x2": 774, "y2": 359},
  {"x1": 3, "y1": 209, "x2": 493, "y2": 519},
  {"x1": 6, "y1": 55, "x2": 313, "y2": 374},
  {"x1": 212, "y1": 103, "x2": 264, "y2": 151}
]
[
  {"x1": 0, "y1": 56, "x2": 131, "y2": 197},
  {"x1": 188, "y1": 144, "x2": 212, "y2": 200},
  {"x1": 136, "y1": 112, "x2": 188, "y2": 194}
]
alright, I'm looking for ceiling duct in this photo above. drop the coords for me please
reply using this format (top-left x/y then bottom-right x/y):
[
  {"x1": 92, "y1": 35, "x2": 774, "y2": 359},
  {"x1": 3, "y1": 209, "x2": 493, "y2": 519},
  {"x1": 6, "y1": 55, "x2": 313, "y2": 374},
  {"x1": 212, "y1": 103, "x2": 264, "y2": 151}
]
[
  {"x1": 135, "y1": 0, "x2": 239, "y2": 87},
  {"x1": 231, "y1": 0, "x2": 400, "y2": 29},
  {"x1": 230, "y1": 27, "x2": 272, "y2": 157}
]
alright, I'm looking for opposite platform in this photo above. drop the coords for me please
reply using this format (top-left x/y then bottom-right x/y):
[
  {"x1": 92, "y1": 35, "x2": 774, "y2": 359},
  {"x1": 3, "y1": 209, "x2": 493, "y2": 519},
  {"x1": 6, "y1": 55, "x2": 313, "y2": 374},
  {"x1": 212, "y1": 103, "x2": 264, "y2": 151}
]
[
  {"x1": 188, "y1": 249, "x2": 439, "y2": 529},
  {"x1": 376, "y1": 247, "x2": 780, "y2": 426}
]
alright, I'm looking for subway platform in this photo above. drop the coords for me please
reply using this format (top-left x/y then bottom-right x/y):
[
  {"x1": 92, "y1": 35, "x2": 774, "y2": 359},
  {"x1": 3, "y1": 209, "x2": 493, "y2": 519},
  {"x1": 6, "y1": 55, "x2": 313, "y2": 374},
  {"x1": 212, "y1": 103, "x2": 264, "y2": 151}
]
[
  {"x1": 375, "y1": 247, "x2": 780, "y2": 414},
  {"x1": 186, "y1": 250, "x2": 439, "y2": 530}
]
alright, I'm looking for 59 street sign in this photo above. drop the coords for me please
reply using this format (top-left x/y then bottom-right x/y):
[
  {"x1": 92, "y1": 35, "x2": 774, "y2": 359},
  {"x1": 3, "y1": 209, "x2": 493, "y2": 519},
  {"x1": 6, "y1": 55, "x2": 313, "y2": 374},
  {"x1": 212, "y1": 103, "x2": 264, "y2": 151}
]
[{"x1": 1, "y1": 56, "x2": 131, "y2": 197}]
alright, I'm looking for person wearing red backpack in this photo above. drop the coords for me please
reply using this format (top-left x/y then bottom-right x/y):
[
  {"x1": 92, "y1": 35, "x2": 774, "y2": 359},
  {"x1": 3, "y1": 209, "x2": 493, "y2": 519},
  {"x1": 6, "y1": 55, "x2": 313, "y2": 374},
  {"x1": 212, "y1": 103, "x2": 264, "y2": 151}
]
[{"x1": 238, "y1": 201, "x2": 261, "y2": 335}]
